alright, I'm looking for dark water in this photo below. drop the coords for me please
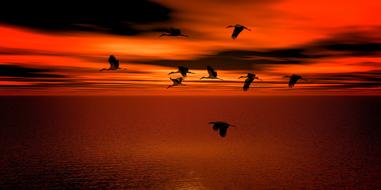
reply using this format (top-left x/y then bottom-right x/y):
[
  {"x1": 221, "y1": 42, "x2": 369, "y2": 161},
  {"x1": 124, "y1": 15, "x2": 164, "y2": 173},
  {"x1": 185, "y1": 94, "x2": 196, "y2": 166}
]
[{"x1": 0, "y1": 96, "x2": 380, "y2": 189}]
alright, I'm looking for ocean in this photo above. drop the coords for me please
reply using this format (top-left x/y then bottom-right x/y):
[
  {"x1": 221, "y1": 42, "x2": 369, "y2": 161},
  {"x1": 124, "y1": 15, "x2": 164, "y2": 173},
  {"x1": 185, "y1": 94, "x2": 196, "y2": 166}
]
[{"x1": 0, "y1": 96, "x2": 380, "y2": 189}]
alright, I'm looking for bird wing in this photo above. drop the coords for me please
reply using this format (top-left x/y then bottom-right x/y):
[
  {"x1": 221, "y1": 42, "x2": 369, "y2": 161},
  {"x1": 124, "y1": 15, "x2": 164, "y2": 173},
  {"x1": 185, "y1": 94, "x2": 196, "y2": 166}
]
[
  {"x1": 243, "y1": 25, "x2": 251, "y2": 31},
  {"x1": 243, "y1": 78, "x2": 254, "y2": 91},
  {"x1": 207, "y1": 66, "x2": 217, "y2": 77},
  {"x1": 219, "y1": 127, "x2": 228, "y2": 137},
  {"x1": 232, "y1": 26, "x2": 244, "y2": 39},
  {"x1": 108, "y1": 55, "x2": 119, "y2": 69},
  {"x1": 170, "y1": 28, "x2": 180, "y2": 35},
  {"x1": 212, "y1": 124, "x2": 220, "y2": 131},
  {"x1": 289, "y1": 76, "x2": 300, "y2": 88},
  {"x1": 172, "y1": 77, "x2": 182, "y2": 85},
  {"x1": 179, "y1": 66, "x2": 188, "y2": 76},
  {"x1": 114, "y1": 60, "x2": 120, "y2": 69}
]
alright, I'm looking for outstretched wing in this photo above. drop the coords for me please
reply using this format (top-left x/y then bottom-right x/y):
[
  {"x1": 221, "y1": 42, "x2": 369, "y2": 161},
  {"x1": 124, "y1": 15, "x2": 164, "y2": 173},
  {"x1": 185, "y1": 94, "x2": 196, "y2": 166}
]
[
  {"x1": 232, "y1": 26, "x2": 244, "y2": 39},
  {"x1": 170, "y1": 78, "x2": 177, "y2": 84},
  {"x1": 171, "y1": 77, "x2": 182, "y2": 85},
  {"x1": 178, "y1": 66, "x2": 188, "y2": 77},
  {"x1": 219, "y1": 127, "x2": 228, "y2": 137},
  {"x1": 207, "y1": 66, "x2": 217, "y2": 77},
  {"x1": 243, "y1": 78, "x2": 254, "y2": 91},
  {"x1": 108, "y1": 55, "x2": 119, "y2": 69},
  {"x1": 289, "y1": 75, "x2": 301, "y2": 88}
]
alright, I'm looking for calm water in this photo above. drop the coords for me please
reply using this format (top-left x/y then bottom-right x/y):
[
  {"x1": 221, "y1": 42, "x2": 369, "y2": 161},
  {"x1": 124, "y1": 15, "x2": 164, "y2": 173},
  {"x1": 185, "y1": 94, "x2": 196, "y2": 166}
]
[{"x1": 0, "y1": 96, "x2": 380, "y2": 189}]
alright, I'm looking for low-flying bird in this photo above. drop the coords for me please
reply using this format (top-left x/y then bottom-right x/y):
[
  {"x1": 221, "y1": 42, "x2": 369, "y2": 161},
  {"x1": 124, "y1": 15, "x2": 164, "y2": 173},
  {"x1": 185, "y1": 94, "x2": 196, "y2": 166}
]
[
  {"x1": 200, "y1": 66, "x2": 222, "y2": 80},
  {"x1": 167, "y1": 77, "x2": 184, "y2": 89},
  {"x1": 226, "y1": 24, "x2": 251, "y2": 39},
  {"x1": 160, "y1": 28, "x2": 188, "y2": 37},
  {"x1": 168, "y1": 66, "x2": 195, "y2": 77},
  {"x1": 239, "y1": 73, "x2": 260, "y2": 91},
  {"x1": 100, "y1": 55, "x2": 121, "y2": 71},
  {"x1": 209, "y1": 121, "x2": 236, "y2": 137},
  {"x1": 287, "y1": 74, "x2": 304, "y2": 88}
]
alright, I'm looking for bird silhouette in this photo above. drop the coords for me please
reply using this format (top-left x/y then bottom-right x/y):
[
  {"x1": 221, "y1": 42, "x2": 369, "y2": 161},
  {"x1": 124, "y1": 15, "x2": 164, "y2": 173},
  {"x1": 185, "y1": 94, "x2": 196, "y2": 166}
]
[
  {"x1": 200, "y1": 66, "x2": 222, "y2": 80},
  {"x1": 167, "y1": 77, "x2": 184, "y2": 89},
  {"x1": 209, "y1": 121, "x2": 236, "y2": 137},
  {"x1": 100, "y1": 55, "x2": 122, "y2": 71},
  {"x1": 287, "y1": 74, "x2": 304, "y2": 88},
  {"x1": 226, "y1": 24, "x2": 251, "y2": 39},
  {"x1": 169, "y1": 66, "x2": 195, "y2": 77},
  {"x1": 160, "y1": 28, "x2": 188, "y2": 37},
  {"x1": 239, "y1": 73, "x2": 260, "y2": 91}
]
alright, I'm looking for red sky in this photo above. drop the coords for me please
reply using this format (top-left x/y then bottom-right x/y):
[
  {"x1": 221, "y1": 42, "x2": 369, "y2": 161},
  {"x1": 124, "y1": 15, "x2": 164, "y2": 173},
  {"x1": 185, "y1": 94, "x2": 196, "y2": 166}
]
[{"x1": 0, "y1": 0, "x2": 381, "y2": 95}]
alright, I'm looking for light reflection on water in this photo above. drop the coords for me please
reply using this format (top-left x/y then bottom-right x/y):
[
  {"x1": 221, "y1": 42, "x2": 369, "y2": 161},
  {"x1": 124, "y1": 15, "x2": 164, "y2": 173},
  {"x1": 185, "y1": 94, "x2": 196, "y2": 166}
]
[{"x1": 0, "y1": 96, "x2": 380, "y2": 189}]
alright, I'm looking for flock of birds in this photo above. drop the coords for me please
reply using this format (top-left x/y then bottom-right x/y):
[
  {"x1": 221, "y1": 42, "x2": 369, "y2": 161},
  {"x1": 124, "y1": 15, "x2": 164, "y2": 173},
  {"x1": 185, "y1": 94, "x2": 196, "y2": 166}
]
[
  {"x1": 100, "y1": 24, "x2": 306, "y2": 91},
  {"x1": 100, "y1": 24, "x2": 306, "y2": 137}
]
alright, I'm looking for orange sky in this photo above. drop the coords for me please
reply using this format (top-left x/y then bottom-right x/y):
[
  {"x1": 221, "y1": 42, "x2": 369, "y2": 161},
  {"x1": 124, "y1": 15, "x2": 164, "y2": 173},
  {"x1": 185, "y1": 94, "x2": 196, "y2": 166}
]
[{"x1": 0, "y1": 0, "x2": 381, "y2": 95}]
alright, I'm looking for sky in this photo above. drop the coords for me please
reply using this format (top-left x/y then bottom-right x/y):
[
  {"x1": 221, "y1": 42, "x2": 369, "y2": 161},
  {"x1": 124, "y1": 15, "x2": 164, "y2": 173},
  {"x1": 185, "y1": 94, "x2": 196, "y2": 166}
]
[{"x1": 0, "y1": 0, "x2": 381, "y2": 95}]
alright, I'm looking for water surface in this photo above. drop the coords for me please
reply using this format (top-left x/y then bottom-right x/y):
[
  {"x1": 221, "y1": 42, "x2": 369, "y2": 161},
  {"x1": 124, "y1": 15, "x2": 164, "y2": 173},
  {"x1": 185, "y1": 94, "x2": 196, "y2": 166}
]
[{"x1": 0, "y1": 96, "x2": 380, "y2": 189}]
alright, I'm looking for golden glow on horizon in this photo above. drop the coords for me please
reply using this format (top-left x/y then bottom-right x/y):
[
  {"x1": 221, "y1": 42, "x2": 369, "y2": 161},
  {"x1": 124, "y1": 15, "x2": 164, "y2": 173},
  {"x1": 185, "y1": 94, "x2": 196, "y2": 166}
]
[{"x1": 1, "y1": 0, "x2": 381, "y2": 95}]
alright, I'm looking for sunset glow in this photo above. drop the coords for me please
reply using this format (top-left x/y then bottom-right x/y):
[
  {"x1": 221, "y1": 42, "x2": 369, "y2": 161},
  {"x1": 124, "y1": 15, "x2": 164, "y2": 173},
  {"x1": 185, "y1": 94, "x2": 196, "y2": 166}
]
[{"x1": 1, "y1": 0, "x2": 381, "y2": 95}]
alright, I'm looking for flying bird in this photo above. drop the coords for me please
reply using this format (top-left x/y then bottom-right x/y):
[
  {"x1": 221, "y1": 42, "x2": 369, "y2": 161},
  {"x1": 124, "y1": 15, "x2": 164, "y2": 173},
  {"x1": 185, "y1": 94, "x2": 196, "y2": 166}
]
[
  {"x1": 226, "y1": 24, "x2": 251, "y2": 39},
  {"x1": 239, "y1": 73, "x2": 260, "y2": 91},
  {"x1": 160, "y1": 28, "x2": 188, "y2": 37},
  {"x1": 200, "y1": 66, "x2": 222, "y2": 80},
  {"x1": 167, "y1": 77, "x2": 184, "y2": 89},
  {"x1": 169, "y1": 66, "x2": 195, "y2": 77},
  {"x1": 209, "y1": 121, "x2": 236, "y2": 137},
  {"x1": 100, "y1": 55, "x2": 121, "y2": 71},
  {"x1": 287, "y1": 74, "x2": 304, "y2": 88}
]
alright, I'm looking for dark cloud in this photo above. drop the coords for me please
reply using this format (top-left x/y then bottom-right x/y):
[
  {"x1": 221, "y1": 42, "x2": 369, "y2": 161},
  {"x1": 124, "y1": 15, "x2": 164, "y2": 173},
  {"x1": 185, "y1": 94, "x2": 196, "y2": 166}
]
[
  {"x1": 0, "y1": 65, "x2": 64, "y2": 78},
  {"x1": 136, "y1": 50, "x2": 305, "y2": 71},
  {"x1": 0, "y1": 0, "x2": 171, "y2": 35},
  {"x1": 136, "y1": 30, "x2": 381, "y2": 70}
]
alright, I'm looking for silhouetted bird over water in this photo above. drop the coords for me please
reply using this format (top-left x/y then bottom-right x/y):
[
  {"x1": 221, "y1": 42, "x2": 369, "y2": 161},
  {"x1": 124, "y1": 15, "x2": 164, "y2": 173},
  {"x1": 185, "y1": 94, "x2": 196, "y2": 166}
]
[
  {"x1": 209, "y1": 121, "x2": 236, "y2": 137},
  {"x1": 200, "y1": 66, "x2": 222, "y2": 80},
  {"x1": 287, "y1": 74, "x2": 304, "y2": 88},
  {"x1": 167, "y1": 77, "x2": 184, "y2": 89},
  {"x1": 100, "y1": 55, "x2": 121, "y2": 71},
  {"x1": 160, "y1": 28, "x2": 188, "y2": 37},
  {"x1": 239, "y1": 73, "x2": 260, "y2": 91},
  {"x1": 169, "y1": 66, "x2": 195, "y2": 77},
  {"x1": 226, "y1": 24, "x2": 251, "y2": 39}
]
